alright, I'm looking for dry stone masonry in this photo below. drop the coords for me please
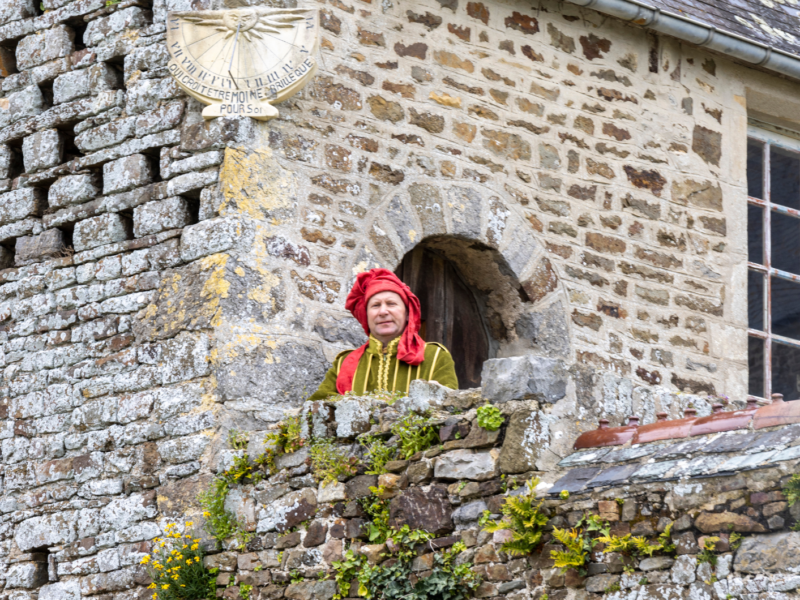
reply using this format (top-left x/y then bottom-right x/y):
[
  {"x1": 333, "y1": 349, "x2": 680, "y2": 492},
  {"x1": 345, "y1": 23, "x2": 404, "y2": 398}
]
[{"x1": 0, "y1": 0, "x2": 798, "y2": 597}]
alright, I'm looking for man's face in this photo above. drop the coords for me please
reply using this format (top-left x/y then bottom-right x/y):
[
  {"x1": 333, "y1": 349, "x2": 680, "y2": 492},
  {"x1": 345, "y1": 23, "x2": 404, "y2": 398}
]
[{"x1": 366, "y1": 291, "x2": 408, "y2": 344}]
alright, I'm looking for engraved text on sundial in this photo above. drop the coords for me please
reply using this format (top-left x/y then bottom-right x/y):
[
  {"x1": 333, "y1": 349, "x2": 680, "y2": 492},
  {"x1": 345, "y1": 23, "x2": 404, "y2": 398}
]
[{"x1": 167, "y1": 5, "x2": 319, "y2": 121}]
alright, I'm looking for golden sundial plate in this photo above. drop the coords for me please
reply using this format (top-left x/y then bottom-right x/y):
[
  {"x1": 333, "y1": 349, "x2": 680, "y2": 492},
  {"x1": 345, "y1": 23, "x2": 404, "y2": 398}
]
[{"x1": 166, "y1": 6, "x2": 319, "y2": 121}]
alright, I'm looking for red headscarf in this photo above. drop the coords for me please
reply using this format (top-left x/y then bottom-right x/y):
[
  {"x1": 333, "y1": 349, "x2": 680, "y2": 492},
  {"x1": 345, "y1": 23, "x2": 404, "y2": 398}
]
[{"x1": 336, "y1": 268, "x2": 426, "y2": 394}]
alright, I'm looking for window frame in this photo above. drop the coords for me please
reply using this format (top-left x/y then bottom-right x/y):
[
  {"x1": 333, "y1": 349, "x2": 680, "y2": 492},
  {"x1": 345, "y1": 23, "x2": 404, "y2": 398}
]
[{"x1": 747, "y1": 124, "x2": 800, "y2": 402}]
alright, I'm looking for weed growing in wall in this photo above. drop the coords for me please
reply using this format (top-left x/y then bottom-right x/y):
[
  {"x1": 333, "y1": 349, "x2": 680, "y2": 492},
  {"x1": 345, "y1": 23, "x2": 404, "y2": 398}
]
[
  {"x1": 362, "y1": 435, "x2": 395, "y2": 475},
  {"x1": 391, "y1": 413, "x2": 439, "y2": 459},
  {"x1": 550, "y1": 514, "x2": 609, "y2": 575},
  {"x1": 141, "y1": 522, "x2": 215, "y2": 600},
  {"x1": 476, "y1": 403, "x2": 504, "y2": 431},
  {"x1": 198, "y1": 431, "x2": 261, "y2": 550},
  {"x1": 481, "y1": 477, "x2": 549, "y2": 555},
  {"x1": 262, "y1": 415, "x2": 306, "y2": 473},
  {"x1": 310, "y1": 438, "x2": 359, "y2": 485}
]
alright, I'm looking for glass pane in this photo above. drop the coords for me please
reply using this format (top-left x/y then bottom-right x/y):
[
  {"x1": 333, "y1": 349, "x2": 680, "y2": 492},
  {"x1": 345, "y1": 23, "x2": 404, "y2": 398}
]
[
  {"x1": 771, "y1": 146, "x2": 800, "y2": 210},
  {"x1": 749, "y1": 270, "x2": 764, "y2": 331},
  {"x1": 772, "y1": 341, "x2": 800, "y2": 401},
  {"x1": 748, "y1": 204, "x2": 763, "y2": 264},
  {"x1": 771, "y1": 211, "x2": 800, "y2": 274},
  {"x1": 749, "y1": 336, "x2": 765, "y2": 397},
  {"x1": 748, "y1": 139, "x2": 764, "y2": 199},
  {"x1": 771, "y1": 276, "x2": 800, "y2": 340}
]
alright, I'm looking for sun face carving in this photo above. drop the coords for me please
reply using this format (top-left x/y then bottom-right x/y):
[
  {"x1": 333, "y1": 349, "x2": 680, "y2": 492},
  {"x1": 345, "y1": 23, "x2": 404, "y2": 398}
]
[{"x1": 166, "y1": 5, "x2": 318, "y2": 120}]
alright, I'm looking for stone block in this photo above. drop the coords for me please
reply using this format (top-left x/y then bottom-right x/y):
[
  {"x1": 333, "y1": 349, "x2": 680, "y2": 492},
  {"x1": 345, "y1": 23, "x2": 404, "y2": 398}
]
[
  {"x1": 84, "y1": 7, "x2": 150, "y2": 47},
  {"x1": 49, "y1": 173, "x2": 101, "y2": 209},
  {"x1": 22, "y1": 129, "x2": 64, "y2": 174},
  {"x1": 15, "y1": 512, "x2": 78, "y2": 551},
  {"x1": 0, "y1": 188, "x2": 44, "y2": 225},
  {"x1": 39, "y1": 581, "x2": 81, "y2": 600},
  {"x1": 6, "y1": 562, "x2": 48, "y2": 588},
  {"x1": 15, "y1": 229, "x2": 66, "y2": 265},
  {"x1": 285, "y1": 580, "x2": 337, "y2": 600},
  {"x1": 133, "y1": 196, "x2": 191, "y2": 237},
  {"x1": 180, "y1": 216, "x2": 249, "y2": 261},
  {"x1": 16, "y1": 26, "x2": 75, "y2": 71},
  {"x1": 735, "y1": 531, "x2": 800, "y2": 573},
  {"x1": 389, "y1": 485, "x2": 453, "y2": 534},
  {"x1": 257, "y1": 487, "x2": 317, "y2": 533},
  {"x1": 481, "y1": 356, "x2": 568, "y2": 403},
  {"x1": 0, "y1": 0, "x2": 37, "y2": 25},
  {"x1": 670, "y1": 555, "x2": 696, "y2": 585},
  {"x1": 76, "y1": 117, "x2": 136, "y2": 152},
  {"x1": 452, "y1": 500, "x2": 487, "y2": 525},
  {"x1": 434, "y1": 449, "x2": 498, "y2": 481},
  {"x1": 103, "y1": 153, "x2": 153, "y2": 195},
  {"x1": 73, "y1": 213, "x2": 132, "y2": 252},
  {"x1": 0, "y1": 143, "x2": 12, "y2": 178},
  {"x1": 0, "y1": 85, "x2": 45, "y2": 130},
  {"x1": 497, "y1": 408, "x2": 545, "y2": 474},
  {"x1": 334, "y1": 397, "x2": 371, "y2": 438},
  {"x1": 53, "y1": 63, "x2": 121, "y2": 104},
  {"x1": 318, "y1": 481, "x2": 347, "y2": 503}
]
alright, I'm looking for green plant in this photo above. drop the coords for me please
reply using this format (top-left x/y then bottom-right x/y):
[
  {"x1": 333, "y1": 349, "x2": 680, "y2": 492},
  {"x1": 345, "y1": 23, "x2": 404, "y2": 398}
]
[
  {"x1": 362, "y1": 435, "x2": 396, "y2": 475},
  {"x1": 540, "y1": 595, "x2": 549, "y2": 600},
  {"x1": 550, "y1": 528, "x2": 588, "y2": 574},
  {"x1": 476, "y1": 403, "x2": 504, "y2": 431},
  {"x1": 785, "y1": 474, "x2": 800, "y2": 507},
  {"x1": 604, "y1": 583, "x2": 622, "y2": 593},
  {"x1": 355, "y1": 542, "x2": 479, "y2": 600},
  {"x1": 229, "y1": 429, "x2": 248, "y2": 450},
  {"x1": 310, "y1": 439, "x2": 358, "y2": 486},
  {"x1": 729, "y1": 532, "x2": 743, "y2": 551},
  {"x1": 615, "y1": 498, "x2": 624, "y2": 506},
  {"x1": 597, "y1": 533, "x2": 638, "y2": 554},
  {"x1": 391, "y1": 413, "x2": 439, "y2": 459},
  {"x1": 482, "y1": 478, "x2": 549, "y2": 556},
  {"x1": 239, "y1": 584, "x2": 253, "y2": 599},
  {"x1": 198, "y1": 477, "x2": 253, "y2": 551},
  {"x1": 560, "y1": 490, "x2": 570, "y2": 500},
  {"x1": 290, "y1": 570, "x2": 304, "y2": 584},
  {"x1": 253, "y1": 564, "x2": 262, "y2": 572},
  {"x1": 550, "y1": 514, "x2": 609, "y2": 575},
  {"x1": 141, "y1": 522, "x2": 215, "y2": 600},
  {"x1": 331, "y1": 549, "x2": 367, "y2": 600},
  {"x1": 639, "y1": 577, "x2": 648, "y2": 585},
  {"x1": 105, "y1": 0, "x2": 120, "y2": 5},
  {"x1": 697, "y1": 536, "x2": 720, "y2": 566},
  {"x1": 261, "y1": 416, "x2": 307, "y2": 473}
]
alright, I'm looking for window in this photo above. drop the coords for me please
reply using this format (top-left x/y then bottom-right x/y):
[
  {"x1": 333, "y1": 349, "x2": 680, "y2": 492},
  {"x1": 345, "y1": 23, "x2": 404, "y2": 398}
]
[{"x1": 747, "y1": 125, "x2": 800, "y2": 401}]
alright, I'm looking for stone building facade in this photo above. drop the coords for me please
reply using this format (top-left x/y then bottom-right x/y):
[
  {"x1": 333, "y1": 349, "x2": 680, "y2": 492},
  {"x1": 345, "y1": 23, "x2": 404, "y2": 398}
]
[{"x1": 1, "y1": 0, "x2": 800, "y2": 597}]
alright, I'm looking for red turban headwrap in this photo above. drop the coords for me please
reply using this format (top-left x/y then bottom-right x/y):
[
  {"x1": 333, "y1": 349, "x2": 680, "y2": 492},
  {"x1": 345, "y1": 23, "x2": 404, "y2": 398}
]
[{"x1": 336, "y1": 268, "x2": 426, "y2": 394}]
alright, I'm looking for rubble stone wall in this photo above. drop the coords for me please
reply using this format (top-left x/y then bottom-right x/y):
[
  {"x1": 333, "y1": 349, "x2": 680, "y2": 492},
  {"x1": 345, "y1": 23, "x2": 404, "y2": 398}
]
[{"x1": 0, "y1": 0, "x2": 800, "y2": 598}]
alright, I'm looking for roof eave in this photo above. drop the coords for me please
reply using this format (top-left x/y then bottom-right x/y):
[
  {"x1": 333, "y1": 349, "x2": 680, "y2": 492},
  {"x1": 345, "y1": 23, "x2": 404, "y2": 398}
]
[{"x1": 564, "y1": 0, "x2": 800, "y2": 82}]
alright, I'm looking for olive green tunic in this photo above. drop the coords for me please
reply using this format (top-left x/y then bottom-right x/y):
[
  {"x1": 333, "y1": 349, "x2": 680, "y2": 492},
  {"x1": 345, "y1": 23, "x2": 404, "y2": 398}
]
[{"x1": 308, "y1": 336, "x2": 458, "y2": 401}]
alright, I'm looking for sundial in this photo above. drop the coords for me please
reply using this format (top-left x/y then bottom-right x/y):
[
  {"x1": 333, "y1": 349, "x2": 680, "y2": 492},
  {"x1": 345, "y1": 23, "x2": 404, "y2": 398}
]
[{"x1": 166, "y1": 0, "x2": 318, "y2": 121}]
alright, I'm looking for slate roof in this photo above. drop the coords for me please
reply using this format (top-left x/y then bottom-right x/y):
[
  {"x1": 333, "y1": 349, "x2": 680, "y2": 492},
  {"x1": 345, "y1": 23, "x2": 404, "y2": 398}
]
[
  {"x1": 549, "y1": 422, "x2": 800, "y2": 495},
  {"x1": 648, "y1": 0, "x2": 800, "y2": 56}
]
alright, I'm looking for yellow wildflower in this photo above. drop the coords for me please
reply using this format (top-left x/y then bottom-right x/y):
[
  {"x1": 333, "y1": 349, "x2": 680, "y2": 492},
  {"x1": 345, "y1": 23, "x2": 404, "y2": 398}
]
[
  {"x1": 148, "y1": 583, "x2": 156, "y2": 589},
  {"x1": 186, "y1": 521, "x2": 193, "y2": 527},
  {"x1": 191, "y1": 544, "x2": 199, "y2": 551},
  {"x1": 203, "y1": 511, "x2": 210, "y2": 517},
  {"x1": 141, "y1": 555, "x2": 151, "y2": 564},
  {"x1": 162, "y1": 584, "x2": 170, "y2": 589}
]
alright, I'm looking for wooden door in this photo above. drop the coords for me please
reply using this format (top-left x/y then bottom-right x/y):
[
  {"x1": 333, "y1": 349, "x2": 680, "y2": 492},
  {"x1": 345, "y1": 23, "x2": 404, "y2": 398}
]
[{"x1": 396, "y1": 247, "x2": 490, "y2": 388}]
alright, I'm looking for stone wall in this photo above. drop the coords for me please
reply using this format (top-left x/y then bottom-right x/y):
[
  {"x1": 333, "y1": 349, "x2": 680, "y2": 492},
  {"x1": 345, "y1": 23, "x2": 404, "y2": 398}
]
[{"x1": 0, "y1": 0, "x2": 800, "y2": 597}]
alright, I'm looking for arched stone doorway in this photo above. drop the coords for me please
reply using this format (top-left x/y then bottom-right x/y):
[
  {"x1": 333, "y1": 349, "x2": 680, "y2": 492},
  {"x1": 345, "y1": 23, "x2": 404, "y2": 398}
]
[{"x1": 396, "y1": 242, "x2": 494, "y2": 389}]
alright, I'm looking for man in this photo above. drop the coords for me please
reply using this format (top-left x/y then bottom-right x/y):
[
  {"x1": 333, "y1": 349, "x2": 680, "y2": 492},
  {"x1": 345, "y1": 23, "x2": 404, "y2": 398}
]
[{"x1": 308, "y1": 268, "x2": 458, "y2": 400}]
